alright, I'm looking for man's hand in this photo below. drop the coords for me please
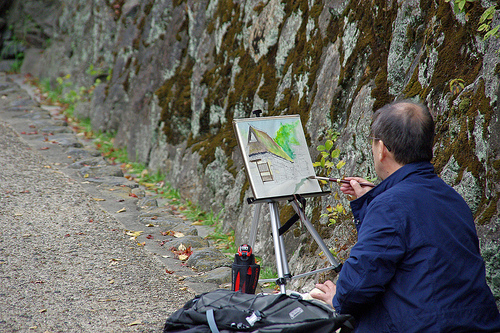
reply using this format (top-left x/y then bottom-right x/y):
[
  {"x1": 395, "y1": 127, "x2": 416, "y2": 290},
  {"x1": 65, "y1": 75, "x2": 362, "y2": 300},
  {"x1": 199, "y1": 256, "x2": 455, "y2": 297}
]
[
  {"x1": 340, "y1": 177, "x2": 373, "y2": 199},
  {"x1": 310, "y1": 280, "x2": 337, "y2": 307}
]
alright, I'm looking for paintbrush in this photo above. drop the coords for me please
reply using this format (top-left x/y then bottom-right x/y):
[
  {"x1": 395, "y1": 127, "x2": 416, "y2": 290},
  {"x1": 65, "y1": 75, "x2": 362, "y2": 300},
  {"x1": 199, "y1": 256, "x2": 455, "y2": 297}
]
[{"x1": 307, "y1": 175, "x2": 376, "y2": 187}]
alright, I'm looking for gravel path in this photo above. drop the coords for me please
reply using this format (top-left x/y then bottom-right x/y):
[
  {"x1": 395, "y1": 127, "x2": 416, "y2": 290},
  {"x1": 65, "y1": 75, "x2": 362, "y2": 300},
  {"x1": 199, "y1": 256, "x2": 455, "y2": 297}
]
[{"x1": 0, "y1": 79, "x2": 194, "y2": 332}]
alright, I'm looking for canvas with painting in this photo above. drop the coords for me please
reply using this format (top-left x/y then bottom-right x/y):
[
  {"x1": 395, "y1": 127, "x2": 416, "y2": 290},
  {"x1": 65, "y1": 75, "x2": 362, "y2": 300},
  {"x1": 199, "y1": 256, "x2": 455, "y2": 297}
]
[{"x1": 233, "y1": 115, "x2": 322, "y2": 200}]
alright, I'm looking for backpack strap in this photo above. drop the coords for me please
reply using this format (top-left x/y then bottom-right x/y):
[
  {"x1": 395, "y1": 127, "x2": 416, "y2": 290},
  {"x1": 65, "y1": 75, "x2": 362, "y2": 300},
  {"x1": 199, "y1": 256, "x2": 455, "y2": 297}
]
[{"x1": 206, "y1": 309, "x2": 220, "y2": 333}]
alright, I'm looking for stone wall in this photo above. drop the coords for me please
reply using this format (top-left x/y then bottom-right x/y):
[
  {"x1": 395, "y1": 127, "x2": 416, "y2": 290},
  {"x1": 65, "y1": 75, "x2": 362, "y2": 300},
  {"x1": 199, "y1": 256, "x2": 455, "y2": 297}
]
[{"x1": 3, "y1": 0, "x2": 499, "y2": 297}]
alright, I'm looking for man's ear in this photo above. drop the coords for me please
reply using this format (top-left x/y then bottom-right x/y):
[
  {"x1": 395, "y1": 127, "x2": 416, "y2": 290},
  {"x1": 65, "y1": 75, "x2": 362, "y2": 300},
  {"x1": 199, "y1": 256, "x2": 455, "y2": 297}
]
[{"x1": 379, "y1": 140, "x2": 390, "y2": 161}]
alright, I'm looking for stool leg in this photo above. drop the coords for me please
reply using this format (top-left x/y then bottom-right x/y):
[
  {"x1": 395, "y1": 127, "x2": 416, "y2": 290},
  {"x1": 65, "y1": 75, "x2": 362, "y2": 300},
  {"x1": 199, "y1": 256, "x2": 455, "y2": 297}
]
[{"x1": 269, "y1": 202, "x2": 287, "y2": 293}]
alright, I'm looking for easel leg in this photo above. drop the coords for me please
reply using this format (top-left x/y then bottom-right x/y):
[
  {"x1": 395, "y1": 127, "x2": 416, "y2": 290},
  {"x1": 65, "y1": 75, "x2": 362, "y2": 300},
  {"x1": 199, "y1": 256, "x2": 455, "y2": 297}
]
[
  {"x1": 269, "y1": 202, "x2": 288, "y2": 293},
  {"x1": 273, "y1": 204, "x2": 291, "y2": 279}
]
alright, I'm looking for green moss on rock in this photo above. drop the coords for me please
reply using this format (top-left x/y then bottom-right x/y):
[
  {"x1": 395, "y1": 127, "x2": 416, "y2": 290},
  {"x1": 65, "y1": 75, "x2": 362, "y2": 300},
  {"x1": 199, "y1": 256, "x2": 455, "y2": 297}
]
[{"x1": 156, "y1": 57, "x2": 195, "y2": 145}]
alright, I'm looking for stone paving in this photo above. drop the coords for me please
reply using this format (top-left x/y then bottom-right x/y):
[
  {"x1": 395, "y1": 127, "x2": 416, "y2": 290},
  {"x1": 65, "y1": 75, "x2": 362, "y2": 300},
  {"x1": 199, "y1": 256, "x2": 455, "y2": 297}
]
[{"x1": 0, "y1": 72, "x2": 233, "y2": 332}]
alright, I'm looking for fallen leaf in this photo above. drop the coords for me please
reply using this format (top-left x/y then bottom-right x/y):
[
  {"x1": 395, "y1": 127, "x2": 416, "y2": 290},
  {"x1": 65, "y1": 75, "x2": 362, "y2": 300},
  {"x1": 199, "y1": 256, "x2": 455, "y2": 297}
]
[
  {"x1": 39, "y1": 309, "x2": 47, "y2": 313},
  {"x1": 191, "y1": 221, "x2": 203, "y2": 226},
  {"x1": 145, "y1": 223, "x2": 155, "y2": 227},
  {"x1": 170, "y1": 244, "x2": 193, "y2": 261},
  {"x1": 166, "y1": 269, "x2": 174, "y2": 274},
  {"x1": 92, "y1": 198, "x2": 106, "y2": 201},
  {"x1": 128, "y1": 320, "x2": 142, "y2": 327},
  {"x1": 146, "y1": 234, "x2": 154, "y2": 239},
  {"x1": 125, "y1": 230, "x2": 143, "y2": 239},
  {"x1": 116, "y1": 207, "x2": 126, "y2": 213},
  {"x1": 161, "y1": 230, "x2": 185, "y2": 238},
  {"x1": 40, "y1": 147, "x2": 50, "y2": 150},
  {"x1": 84, "y1": 174, "x2": 89, "y2": 178},
  {"x1": 129, "y1": 193, "x2": 138, "y2": 198}
]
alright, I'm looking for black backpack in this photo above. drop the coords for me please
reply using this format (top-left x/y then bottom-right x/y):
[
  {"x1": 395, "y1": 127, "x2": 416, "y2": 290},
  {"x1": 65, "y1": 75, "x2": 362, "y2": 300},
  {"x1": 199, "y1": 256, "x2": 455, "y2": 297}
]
[{"x1": 164, "y1": 289, "x2": 354, "y2": 333}]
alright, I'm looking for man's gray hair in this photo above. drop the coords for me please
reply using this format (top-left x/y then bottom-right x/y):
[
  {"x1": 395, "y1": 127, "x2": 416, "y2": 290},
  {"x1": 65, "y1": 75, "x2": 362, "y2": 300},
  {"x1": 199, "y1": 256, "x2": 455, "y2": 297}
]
[{"x1": 371, "y1": 100, "x2": 434, "y2": 165}]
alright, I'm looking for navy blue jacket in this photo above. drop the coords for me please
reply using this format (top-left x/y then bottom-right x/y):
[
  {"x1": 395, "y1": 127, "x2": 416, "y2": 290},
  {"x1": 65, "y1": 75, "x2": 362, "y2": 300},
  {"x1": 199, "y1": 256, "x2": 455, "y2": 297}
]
[{"x1": 332, "y1": 161, "x2": 500, "y2": 332}]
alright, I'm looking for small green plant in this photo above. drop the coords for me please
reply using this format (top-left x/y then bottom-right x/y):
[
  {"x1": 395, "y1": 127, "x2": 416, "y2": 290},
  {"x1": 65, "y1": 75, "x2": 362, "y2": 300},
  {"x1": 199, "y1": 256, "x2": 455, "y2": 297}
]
[
  {"x1": 478, "y1": 6, "x2": 499, "y2": 40},
  {"x1": 313, "y1": 130, "x2": 342, "y2": 171},
  {"x1": 86, "y1": 64, "x2": 112, "y2": 83},
  {"x1": 194, "y1": 207, "x2": 236, "y2": 254},
  {"x1": 41, "y1": 74, "x2": 73, "y2": 103},
  {"x1": 93, "y1": 132, "x2": 129, "y2": 164},
  {"x1": 445, "y1": 0, "x2": 476, "y2": 14},
  {"x1": 0, "y1": 26, "x2": 25, "y2": 73},
  {"x1": 449, "y1": 78, "x2": 465, "y2": 95},
  {"x1": 259, "y1": 266, "x2": 278, "y2": 289},
  {"x1": 313, "y1": 129, "x2": 347, "y2": 226},
  {"x1": 10, "y1": 51, "x2": 24, "y2": 73}
]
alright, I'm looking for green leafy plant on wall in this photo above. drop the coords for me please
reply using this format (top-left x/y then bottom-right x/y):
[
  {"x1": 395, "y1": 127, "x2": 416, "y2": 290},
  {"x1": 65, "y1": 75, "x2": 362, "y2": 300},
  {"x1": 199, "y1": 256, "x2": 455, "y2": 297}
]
[
  {"x1": 313, "y1": 129, "x2": 347, "y2": 226},
  {"x1": 447, "y1": 5, "x2": 498, "y2": 97},
  {"x1": 478, "y1": 6, "x2": 499, "y2": 41},
  {"x1": 449, "y1": 78, "x2": 465, "y2": 95},
  {"x1": 86, "y1": 64, "x2": 112, "y2": 83},
  {"x1": 0, "y1": 26, "x2": 25, "y2": 73},
  {"x1": 444, "y1": 0, "x2": 476, "y2": 14}
]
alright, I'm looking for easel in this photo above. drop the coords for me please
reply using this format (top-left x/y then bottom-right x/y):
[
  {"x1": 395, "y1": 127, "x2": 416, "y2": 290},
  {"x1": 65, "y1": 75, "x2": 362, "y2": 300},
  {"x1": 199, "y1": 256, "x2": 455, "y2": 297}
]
[
  {"x1": 234, "y1": 110, "x2": 342, "y2": 293},
  {"x1": 247, "y1": 193, "x2": 342, "y2": 294}
]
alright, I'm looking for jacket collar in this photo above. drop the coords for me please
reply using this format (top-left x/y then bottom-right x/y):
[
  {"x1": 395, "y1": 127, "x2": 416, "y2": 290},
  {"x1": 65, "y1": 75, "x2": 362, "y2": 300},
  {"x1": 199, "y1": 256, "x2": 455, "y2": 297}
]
[{"x1": 350, "y1": 161, "x2": 435, "y2": 224}]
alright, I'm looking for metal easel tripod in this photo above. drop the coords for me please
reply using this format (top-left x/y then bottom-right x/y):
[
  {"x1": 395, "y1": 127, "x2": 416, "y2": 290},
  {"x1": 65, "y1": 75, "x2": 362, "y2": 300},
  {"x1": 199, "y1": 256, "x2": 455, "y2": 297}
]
[{"x1": 246, "y1": 193, "x2": 342, "y2": 294}]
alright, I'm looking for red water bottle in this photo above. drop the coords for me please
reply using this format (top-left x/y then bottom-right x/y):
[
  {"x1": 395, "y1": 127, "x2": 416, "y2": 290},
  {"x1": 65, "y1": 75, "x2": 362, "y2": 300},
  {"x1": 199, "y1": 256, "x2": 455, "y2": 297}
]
[{"x1": 231, "y1": 244, "x2": 260, "y2": 294}]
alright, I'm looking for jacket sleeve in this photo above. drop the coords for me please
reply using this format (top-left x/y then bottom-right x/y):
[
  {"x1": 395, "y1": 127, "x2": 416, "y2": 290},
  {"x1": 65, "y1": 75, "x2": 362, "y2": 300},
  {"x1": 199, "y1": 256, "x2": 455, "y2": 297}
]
[{"x1": 332, "y1": 200, "x2": 405, "y2": 315}]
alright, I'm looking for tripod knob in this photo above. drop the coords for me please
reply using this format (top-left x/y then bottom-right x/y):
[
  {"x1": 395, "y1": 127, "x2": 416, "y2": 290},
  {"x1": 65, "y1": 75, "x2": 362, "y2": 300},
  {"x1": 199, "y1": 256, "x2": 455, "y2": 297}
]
[{"x1": 252, "y1": 110, "x2": 262, "y2": 117}]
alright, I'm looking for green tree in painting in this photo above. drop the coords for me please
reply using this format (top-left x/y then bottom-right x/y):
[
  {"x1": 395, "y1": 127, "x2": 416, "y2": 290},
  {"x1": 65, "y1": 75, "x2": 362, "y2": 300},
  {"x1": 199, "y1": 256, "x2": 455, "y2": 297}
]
[{"x1": 275, "y1": 121, "x2": 300, "y2": 159}]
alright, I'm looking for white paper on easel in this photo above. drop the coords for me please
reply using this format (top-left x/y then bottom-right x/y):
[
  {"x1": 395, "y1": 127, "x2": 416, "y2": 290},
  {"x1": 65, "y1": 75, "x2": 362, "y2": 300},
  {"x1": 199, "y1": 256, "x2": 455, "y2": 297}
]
[{"x1": 233, "y1": 115, "x2": 322, "y2": 200}]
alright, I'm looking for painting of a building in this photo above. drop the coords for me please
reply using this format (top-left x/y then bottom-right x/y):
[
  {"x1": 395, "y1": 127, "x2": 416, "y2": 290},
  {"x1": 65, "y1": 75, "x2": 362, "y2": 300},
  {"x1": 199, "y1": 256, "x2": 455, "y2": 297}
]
[
  {"x1": 247, "y1": 126, "x2": 293, "y2": 183},
  {"x1": 233, "y1": 115, "x2": 322, "y2": 200}
]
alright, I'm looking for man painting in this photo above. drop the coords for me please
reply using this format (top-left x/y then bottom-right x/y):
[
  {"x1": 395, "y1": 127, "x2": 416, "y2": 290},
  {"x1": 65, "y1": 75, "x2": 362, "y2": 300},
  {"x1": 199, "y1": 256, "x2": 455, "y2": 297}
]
[{"x1": 311, "y1": 101, "x2": 500, "y2": 332}]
